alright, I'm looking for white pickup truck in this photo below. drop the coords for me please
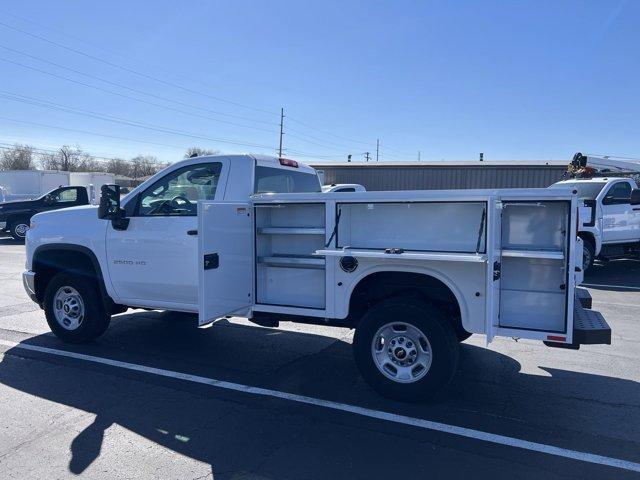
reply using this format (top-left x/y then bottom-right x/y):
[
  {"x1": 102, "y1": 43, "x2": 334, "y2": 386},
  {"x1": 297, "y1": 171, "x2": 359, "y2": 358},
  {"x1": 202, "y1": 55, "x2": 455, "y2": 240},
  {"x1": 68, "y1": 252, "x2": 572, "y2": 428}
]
[
  {"x1": 550, "y1": 177, "x2": 640, "y2": 270},
  {"x1": 23, "y1": 154, "x2": 610, "y2": 401}
]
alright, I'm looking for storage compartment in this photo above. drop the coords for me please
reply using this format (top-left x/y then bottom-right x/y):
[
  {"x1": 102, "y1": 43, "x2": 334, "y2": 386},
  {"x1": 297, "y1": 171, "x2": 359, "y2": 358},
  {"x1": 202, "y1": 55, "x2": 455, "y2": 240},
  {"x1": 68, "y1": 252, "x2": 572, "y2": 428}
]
[
  {"x1": 501, "y1": 202, "x2": 568, "y2": 252},
  {"x1": 255, "y1": 203, "x2": 326, "y2": 309},
  {"x1": 498, "y1": 200, "x2": 570, "y2": 333},
  {"x1": 499, "y1": 256, "x2": 567, "y2": 331},
  {"x1": 337, "y1": 202, "x2": 486, "y2": 252}
]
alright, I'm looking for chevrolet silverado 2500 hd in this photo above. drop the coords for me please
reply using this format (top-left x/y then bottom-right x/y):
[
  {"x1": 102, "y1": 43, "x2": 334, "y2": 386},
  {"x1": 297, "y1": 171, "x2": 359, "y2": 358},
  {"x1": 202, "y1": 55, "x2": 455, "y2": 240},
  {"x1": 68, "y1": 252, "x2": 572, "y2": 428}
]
[{"x1": 23, "y1": 154, "x2": 611, "y2": 401}]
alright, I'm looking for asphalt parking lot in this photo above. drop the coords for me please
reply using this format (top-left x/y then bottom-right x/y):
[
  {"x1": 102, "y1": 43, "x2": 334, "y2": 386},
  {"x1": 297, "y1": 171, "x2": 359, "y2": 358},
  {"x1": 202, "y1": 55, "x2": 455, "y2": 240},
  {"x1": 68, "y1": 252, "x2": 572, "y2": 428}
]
[{"x1": 0, "y1": 237, "x2": 639, "y2": 479}]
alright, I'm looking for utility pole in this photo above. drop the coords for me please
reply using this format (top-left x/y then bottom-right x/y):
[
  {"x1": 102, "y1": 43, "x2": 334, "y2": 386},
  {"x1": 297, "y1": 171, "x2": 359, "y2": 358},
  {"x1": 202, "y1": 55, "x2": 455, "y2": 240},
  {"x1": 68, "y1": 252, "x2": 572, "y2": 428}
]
[
  {"x1": 364, "y1": 152, "x2": 371, "y2": 162},
  {"x1": 278, "y1": 107, "x2": 285, "y2": 158},
  {"x1": 376, "y1": 139, "x2": 379, "y2": 162},
  {"x1": 418, "y1": 151, "x2": 421, "y2": 162}
]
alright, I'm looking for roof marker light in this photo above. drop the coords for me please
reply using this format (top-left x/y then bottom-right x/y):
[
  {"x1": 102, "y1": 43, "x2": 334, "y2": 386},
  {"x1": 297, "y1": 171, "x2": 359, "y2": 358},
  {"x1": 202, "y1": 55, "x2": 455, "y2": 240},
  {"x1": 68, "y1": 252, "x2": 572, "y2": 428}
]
[{"x1": 279, "y1": 158, "x2": 298, "y2": 168}]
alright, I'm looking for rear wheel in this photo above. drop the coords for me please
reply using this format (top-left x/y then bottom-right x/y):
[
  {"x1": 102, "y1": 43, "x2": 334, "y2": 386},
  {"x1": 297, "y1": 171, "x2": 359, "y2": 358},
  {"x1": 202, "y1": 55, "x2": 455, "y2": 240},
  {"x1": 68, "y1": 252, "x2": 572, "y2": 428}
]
[
  {"x1": 44, "y1": 272, "x2": 111, "y2": 343},
  {"x1": 353, "y1": 297, "x2": 459, "y2": 402},
  {"x1": 9, "y1": 217, "x2": 30, "y2": 241}
]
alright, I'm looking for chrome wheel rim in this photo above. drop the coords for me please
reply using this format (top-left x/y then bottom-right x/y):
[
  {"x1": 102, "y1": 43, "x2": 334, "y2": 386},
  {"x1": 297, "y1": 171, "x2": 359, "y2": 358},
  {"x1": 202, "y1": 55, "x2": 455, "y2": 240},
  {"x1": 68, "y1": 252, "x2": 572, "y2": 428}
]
[
  {"x1": 371, "y1": 322, "x2": 432, "y2": 383},
  {"x1": 53, "y1": 286, "x2": 85, "y2": 330},
  {"x1": 14, "y1": 223, "x2": 29, "y2": 238}
]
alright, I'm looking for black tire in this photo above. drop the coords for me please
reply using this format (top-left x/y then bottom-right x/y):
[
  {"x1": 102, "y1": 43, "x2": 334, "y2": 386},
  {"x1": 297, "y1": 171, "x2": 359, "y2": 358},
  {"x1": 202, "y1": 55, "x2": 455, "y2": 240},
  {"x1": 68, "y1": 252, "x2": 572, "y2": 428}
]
[
  {"x1": 9, "y1": 217, "x2": 30, "y2": 241},
  {"x1": 44, "y1": 272, "x2": 111, "y2": 343},
  {"x1": 353, "y1": 297, "x2": 459, "y2": 402},
  {"x1": 581, "y1": 238, "x2": 595, "y2": 272}
]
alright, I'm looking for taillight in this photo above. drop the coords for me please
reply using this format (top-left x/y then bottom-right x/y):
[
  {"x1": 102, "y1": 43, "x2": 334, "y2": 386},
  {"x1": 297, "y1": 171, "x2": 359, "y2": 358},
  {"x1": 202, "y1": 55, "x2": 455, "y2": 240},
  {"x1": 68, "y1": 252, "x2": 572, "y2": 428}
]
[{"x1": 279, "y1": 158, "x2": 298, "y2": 168}]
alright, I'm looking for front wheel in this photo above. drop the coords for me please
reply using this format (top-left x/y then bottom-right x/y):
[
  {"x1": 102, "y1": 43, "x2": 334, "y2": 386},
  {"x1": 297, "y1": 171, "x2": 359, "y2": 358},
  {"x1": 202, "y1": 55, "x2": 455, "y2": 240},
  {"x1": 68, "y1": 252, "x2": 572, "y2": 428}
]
[
  {"x1": 353, "y1": 297, "x2": 459, "y2": 402},
  {"x1": 44, "y1": 272, "x2": 111, "y2": 343},
  {"x1": 9, "y1": 218, "x2": 30, "y2": 241}
]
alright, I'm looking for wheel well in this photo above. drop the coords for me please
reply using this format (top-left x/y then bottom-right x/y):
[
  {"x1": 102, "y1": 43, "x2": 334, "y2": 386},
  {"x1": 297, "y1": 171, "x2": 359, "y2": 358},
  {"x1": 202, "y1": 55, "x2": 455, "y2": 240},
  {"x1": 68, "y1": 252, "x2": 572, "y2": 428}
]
[
  {"x1": 7, "y1": 214, "x2": 30, "y2": 227},
  {"x1": 33, "y1": 247, "x2": 108, "y2": 307},
  {"x1": 347, "y1": 271, "x2": 465, "y2": 335},
  {"x1": 578, "y1": 232, "x2": 595, "y2": 249}
]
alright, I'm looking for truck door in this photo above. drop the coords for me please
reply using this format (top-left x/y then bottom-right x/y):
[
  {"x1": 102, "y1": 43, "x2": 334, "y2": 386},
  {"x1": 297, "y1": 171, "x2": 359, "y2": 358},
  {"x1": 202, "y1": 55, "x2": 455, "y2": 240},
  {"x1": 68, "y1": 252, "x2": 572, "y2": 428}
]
[
  {"x1": 496, "y1": 198, "x2": 577, "y2": 344},
  {"x1": 601, "y1": 181, "x2": 633, "y2": 243},
  {"x1": 198, "y1": 201, "x2": 254, "y2": 326}
]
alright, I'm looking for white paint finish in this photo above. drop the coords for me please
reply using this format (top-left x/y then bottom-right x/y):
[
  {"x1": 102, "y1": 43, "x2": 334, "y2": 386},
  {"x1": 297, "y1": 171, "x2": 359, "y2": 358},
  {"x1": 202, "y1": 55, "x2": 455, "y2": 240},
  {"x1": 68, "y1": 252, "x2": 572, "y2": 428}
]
[
  {"x1": 336, "y1": 201, "x2": 486, "y2": 252},
  {"x1": 501, "y1": 202, "x2": 568, "y2": 251},
  {"x1": 1, "y1": 339, "x2": 638, "y2": 474},
  {"x1": 500, "y1": 290, "x2": 566, "y2": 331},
  {"x1": 106, "y1": 215, "x2": 198, "y2": 305},
  {"x1": 69, "y1": 172, "x2": 115, "y2": 204},
  {"x1": 198, "y1": 202, "x2": 254, "y2": 325}
]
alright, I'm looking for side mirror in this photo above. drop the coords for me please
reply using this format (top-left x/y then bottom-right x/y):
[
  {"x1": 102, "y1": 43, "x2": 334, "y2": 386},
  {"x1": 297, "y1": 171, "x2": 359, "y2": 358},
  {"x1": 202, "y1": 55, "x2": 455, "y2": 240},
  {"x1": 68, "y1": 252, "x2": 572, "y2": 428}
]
[
  {"x1": 602, "y1": 195, "x2": 615, "y2": 205},
  {"x1": 631, "y1": 189, "x2": 640, "y2": 205},
  {"x1": 98, "y1": 184, "x2": 129, "y2": 230}
]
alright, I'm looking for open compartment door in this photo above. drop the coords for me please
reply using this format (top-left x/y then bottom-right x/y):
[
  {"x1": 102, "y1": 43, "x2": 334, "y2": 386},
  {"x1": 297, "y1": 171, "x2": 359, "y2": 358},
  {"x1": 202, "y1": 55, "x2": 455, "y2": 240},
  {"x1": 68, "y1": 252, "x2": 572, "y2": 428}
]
[
  {"x1": 495, "y1": 198, "x2": 576, "y2": 344},
  {"x1": 198, "y1": 202, "x2": 254, "y2": 326}
]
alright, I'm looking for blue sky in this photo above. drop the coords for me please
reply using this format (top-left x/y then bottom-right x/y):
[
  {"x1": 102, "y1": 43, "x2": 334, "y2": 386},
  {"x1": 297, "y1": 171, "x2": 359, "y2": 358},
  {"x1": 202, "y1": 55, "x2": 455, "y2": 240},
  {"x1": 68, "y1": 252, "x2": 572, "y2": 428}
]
[{"x1": 0, "y1": 0, "x2": 638, "y2": 163}]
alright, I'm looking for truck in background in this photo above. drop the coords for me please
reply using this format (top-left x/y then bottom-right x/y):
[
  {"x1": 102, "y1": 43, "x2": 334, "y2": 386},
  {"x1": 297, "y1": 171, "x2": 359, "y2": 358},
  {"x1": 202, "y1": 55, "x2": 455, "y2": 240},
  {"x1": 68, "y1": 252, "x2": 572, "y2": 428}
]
[
  {"x1": 69, "y1": 172, "x2": 116, "y2": 204},
  {"x1": 0, "y1": 186, "x2": 90, "y2": 240},
  {"x1": 550, "y1": 153, "x2": 640, "y2": 270}
]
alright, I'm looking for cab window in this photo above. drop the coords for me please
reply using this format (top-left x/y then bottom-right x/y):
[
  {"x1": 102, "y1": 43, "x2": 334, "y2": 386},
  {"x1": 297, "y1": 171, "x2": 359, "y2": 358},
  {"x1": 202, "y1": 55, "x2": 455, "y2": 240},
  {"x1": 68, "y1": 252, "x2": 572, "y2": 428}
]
[
  {"x1": 137, "y1": 163, "x2": 222, "y2": 216},
  {"x1": 603, "y1": 182, "x2": 631, "y2": 205},
  {"x1": 48, "y1": 187, "x2": 78, "y2": 203},
  {"x1": 254, "y1": 166, "x2": 321, "y2": 193}
]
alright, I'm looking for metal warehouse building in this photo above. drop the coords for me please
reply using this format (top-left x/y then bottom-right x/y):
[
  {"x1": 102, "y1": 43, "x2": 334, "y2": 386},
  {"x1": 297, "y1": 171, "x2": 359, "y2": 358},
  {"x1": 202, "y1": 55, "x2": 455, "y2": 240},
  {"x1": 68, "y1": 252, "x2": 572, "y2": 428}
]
[{"x1": 309, "y1": 161, "x2": 568, "y2": 191}]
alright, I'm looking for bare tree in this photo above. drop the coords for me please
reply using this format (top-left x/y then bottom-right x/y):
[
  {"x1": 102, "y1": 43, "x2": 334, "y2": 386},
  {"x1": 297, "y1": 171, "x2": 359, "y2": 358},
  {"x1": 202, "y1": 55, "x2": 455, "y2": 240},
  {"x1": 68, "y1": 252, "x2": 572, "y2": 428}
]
[
  {"x1": 184, "y1": 147, "x2": 219, "y2": 158},
  {"x1": 40, "y1": 145, "x2": 99, "y2": 172},
  {"x1": 0, "y1": 144, "x2": 36, "y2": 170},
  {"x1": 129, "y1": 155, "x2": 166, "y2": 180},
  {"x1": 105, "y1": 158, "x2": 132, "y2": 177}
]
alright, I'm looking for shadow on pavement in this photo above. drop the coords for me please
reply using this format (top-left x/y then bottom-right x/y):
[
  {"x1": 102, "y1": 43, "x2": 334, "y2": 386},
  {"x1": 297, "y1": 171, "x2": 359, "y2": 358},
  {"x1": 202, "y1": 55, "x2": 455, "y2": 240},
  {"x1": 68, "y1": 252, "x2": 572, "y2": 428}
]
[
  {"x1": 0, "y1": 311, "x2": 639, "y2": 478},
  {"x1": 585, "y1": 258, "x2": 640, "y2": 290}
]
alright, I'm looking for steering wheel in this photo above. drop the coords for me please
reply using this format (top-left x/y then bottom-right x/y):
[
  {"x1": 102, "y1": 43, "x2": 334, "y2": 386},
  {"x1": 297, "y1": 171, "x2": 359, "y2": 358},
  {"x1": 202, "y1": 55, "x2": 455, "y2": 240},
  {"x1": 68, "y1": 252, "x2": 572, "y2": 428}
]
[{"x1": 170, "y1": 195, "x2": 192, "y2": 208}]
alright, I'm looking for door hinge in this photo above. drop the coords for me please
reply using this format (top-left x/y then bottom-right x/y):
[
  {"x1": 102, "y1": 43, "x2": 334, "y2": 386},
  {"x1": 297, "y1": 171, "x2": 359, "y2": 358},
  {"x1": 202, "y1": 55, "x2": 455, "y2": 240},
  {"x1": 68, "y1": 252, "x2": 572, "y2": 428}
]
[
  {"x1": 204, "y1": 253, "x2": 219, "y2": 270},
  {"x1": 493, "y1": 261, "x2": 501, "y2": 281}
]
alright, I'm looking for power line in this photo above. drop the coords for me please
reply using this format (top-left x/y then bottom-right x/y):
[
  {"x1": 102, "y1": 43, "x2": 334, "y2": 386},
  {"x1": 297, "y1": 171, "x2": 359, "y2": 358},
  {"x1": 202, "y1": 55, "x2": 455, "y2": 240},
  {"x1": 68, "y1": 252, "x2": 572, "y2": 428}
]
[
  {"x1": 0, "y1": 92, "x2": 277, "y2": 149},
  {"x1": 0, "y1": 45, "x2": 278, "y2": 130},
  {"x1": 0, "y1": 19, "x2": 277, "y2": 116}
]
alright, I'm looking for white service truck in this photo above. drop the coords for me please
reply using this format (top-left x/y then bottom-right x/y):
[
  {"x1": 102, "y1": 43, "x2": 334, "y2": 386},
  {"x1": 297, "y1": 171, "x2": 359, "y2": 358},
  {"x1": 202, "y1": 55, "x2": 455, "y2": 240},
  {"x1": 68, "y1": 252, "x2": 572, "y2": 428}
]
[
  {"x1": 550, "y1": 177, "x2": 640, "y2": 270},
  {"x1": 23, "y1": 154, "x2": 610, "y2": 401}
]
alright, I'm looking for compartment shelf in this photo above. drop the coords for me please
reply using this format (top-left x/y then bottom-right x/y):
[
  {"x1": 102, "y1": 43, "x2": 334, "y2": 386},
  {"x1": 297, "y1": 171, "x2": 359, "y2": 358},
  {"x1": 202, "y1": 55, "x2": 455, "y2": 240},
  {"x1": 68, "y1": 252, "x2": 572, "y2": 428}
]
[
  {"x1": 257, "y1": 227, "x2": 325, "y2": 235},
  {"x1": 315, "y1": 249, "x2": 487, "y2": 263},
  {"x1": 258, "y1": 255, "x2": 326, "y2": 269},
  {"x1": 501, "y1": 249, "x2": 564, "y2": 260}
]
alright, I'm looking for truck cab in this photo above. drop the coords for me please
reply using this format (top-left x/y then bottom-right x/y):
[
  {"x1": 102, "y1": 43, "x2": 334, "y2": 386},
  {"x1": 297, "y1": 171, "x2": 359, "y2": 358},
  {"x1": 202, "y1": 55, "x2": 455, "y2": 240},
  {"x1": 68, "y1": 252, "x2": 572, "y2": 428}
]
[{"x1": 550, "y1": 177, "x2": 640, "y2": 269}]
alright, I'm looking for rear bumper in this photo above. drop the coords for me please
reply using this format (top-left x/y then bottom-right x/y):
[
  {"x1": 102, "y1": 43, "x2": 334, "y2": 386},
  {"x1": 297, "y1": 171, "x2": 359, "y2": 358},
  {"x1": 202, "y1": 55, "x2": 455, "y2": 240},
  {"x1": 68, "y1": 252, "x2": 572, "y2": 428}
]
[{"x1": 22, "y1": 270, "x2": 37, "y2": 303}]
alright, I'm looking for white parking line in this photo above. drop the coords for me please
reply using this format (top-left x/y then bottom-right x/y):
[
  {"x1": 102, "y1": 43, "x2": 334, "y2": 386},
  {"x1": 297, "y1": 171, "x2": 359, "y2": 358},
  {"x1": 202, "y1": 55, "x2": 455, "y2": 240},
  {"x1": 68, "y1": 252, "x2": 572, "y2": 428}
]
[
  {"x1": 1, "y1": 339, "x2": 639, "y2": 473},
  {"x1": 583, "y1": 283, "x2": 640, "y2": 291}
]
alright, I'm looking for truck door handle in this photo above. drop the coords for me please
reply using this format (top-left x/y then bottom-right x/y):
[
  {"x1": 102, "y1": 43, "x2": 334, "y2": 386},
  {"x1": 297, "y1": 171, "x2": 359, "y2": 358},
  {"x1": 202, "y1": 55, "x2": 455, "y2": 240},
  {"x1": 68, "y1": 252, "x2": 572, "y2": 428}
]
[
  {"x1": 633, "y1": 208, "x2": 640, "y2": 211},
  {"x1": 187, "y1": 229, "x2": 198, "y2": 236}
]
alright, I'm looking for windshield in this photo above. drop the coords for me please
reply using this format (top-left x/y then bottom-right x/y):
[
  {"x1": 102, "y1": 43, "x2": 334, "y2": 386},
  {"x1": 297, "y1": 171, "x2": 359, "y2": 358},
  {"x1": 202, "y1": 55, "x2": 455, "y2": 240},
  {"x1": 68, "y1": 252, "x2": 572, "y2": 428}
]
[
  {"x1": 254, "y1": 166, "x2": 321, "y2": 194},
  {"x1": 549, "y1": 182, "x2": 606, "y2": 200}
]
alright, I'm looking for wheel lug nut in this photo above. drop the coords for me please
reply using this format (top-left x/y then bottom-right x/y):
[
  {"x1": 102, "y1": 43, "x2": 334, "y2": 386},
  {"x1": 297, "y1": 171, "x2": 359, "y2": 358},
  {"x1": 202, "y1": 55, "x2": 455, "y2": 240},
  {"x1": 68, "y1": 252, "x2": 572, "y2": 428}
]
[{"x1": 406, "y1": 341, "x2": 412, "y2": 348}]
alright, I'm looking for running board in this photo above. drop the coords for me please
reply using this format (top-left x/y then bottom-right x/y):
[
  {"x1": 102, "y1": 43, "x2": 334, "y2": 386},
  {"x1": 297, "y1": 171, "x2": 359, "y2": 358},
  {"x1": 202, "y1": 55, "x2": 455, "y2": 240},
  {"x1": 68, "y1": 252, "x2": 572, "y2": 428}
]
[{"x1": 544, "y1": 302, "x2": 611, "y2": 350}]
